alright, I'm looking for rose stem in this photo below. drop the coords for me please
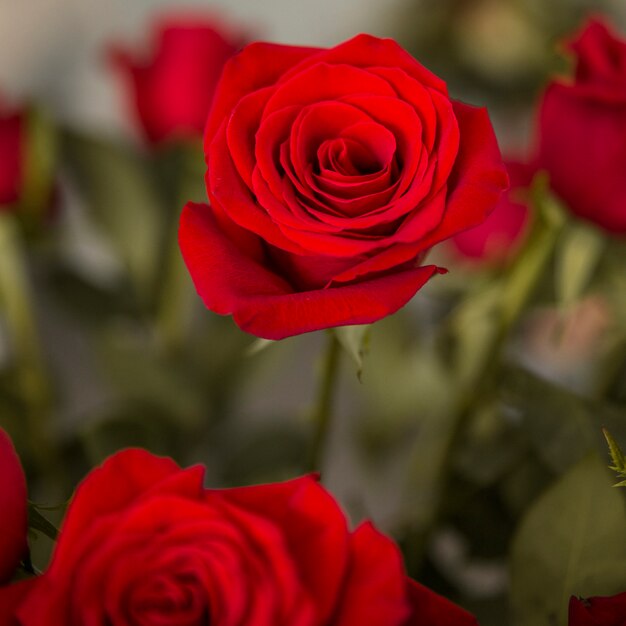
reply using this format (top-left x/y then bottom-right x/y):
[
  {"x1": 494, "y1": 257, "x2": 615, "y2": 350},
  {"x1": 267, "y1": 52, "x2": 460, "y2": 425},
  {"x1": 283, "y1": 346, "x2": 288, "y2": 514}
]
[
  {"x1": 0, "y1": 214, "x2": 64, "y2": 486},
  {"x1": 308, "y1": 331, "x2": 342, "y2": 471}
]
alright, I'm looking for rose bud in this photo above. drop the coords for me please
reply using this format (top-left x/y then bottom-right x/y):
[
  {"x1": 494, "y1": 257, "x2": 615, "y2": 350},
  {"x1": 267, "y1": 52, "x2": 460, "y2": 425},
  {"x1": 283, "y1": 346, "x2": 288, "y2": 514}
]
[
  {"x1": 0, "y1": 103, "x2": 24, "y2": 210},
  {"x1": 536, "y1": 18, "x2": 626, "y2": 235},
  {"x1": 111, "y1": 15, "x2": 242, "y2": 146},
  {"x1": 179, "y1": 34, "x2": 508, "y2": 339},
  {"x1": 0, "y1": 427, "x2": 28, "y2": 583},
  {"x1": 569, "y1": 591, "x2": 626, "y2": 625},
  {"x1": 0, "y1": 448, "x2": 479, "y2": 626},
  {"x1": 451, "y1": 160, "x2": 533, "y2": 265}
]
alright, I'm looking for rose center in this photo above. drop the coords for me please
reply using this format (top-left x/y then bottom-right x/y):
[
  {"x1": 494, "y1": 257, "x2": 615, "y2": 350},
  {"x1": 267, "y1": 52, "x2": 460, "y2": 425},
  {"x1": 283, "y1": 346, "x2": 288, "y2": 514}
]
[
  {"x1": 317, "y1": 137, "x2": 385, "y2": 176},
  {"x1": 128, "y1": 570, "x2": 208, "y2": 626}
]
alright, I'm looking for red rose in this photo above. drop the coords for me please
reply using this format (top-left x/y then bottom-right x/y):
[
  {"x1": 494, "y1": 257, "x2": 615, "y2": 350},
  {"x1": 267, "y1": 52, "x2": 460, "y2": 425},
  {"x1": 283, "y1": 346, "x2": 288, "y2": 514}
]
[
  {"x1": 111, "y1": 15, "x2": 241, "y2": 145},
  {"x1": 179, "y1": 35, "x2": 508, "y2": 339},
  {"x1": 0, "y1": 449, "x2": 478, "y2": 626},
  {"x1": 569, "y1": 592, "x2": 626, "y2": 625},
  {"x1": 0, "y1": 428, "x2": 27, "y2": 583},
  {"x1": 451, "y1": 160, "x2": 532, "y2": 265},
  {"x1": 0, "y1": 103, "x2": 23, "y2": 209},
  {"x1": 536, "y1": 18, "x2": 626, "y2": 234}
]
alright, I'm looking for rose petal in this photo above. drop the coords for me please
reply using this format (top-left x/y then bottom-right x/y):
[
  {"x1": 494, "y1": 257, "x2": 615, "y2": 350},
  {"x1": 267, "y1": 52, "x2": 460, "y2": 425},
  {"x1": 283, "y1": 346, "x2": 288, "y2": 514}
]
[
  {"x1": 405, "y1": 580, "x2": 478, "y2": 626},
  {"x1": 179, "y1": 203, "x2": 443, "y2": 338}
]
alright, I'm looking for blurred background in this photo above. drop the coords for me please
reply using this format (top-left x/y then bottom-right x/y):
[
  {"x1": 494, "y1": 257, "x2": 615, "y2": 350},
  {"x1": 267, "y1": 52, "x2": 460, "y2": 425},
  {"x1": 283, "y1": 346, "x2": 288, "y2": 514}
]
[{"x1": 1, "y1": 2, "x2": 626, "y2": 625}]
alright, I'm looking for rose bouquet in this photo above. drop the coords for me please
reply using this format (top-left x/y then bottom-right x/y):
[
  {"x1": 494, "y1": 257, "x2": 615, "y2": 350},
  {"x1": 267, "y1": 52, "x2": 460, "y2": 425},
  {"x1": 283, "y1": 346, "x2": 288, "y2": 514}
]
[{"x1": 0, "y1": 5, "x2": 625, "y2": 626}]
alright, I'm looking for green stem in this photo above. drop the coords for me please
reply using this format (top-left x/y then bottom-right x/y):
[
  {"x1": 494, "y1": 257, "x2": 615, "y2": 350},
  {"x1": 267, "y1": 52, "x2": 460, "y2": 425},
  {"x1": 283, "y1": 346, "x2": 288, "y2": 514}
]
[
  {"x1": 308, "y1": 332, "x2": 342, "y2": 471},
  {"x1": 154, "y1": 144, "x2": 203, "y2": 354},
  {"x1": 404, "y1": 181, "x2": 566, "y2": 559},
  {"x1": 0, "y1": 215, "x2": 60, "y2": 481}
]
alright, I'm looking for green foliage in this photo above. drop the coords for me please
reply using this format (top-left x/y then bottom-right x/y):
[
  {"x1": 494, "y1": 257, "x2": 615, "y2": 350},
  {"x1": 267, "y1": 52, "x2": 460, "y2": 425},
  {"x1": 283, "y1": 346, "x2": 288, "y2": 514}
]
[
  {"x1": 603, "y1": 429, "x2": 626, "y2": 488},
  {"x1": 335, "y1": 324, "x2": 371, "y2": 381},
  {"x1": 510, "y1": 455, "x2": 626, "y2": 626}
]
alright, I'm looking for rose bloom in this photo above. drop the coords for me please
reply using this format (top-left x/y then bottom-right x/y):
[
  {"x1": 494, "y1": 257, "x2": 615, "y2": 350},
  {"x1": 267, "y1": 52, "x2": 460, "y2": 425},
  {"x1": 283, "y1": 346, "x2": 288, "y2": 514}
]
[
  {"x1": 0, "y1": 102, "x2": 23, "y2": 209},
  {"x1": 536, "y1": 18, "x2": 626, "y2": 234},
  {"x1": 450, "y1": 160, "x2": 532, "y2": 265},
  {"x1": 569, "y1": 592, "x2": 626, "y2": 625},
  {"x1": 179, "y1": 34, "x2": 508, "y2": 339},
  {"x1": 0, "y1": 448, "x2": 478, "y2": 626},
  {"x1": 0, "y1": 428, "x2": 27, "y2": 583},
  {"x1": 111, "y1": 15, "x2": 241, "y2": 145}
]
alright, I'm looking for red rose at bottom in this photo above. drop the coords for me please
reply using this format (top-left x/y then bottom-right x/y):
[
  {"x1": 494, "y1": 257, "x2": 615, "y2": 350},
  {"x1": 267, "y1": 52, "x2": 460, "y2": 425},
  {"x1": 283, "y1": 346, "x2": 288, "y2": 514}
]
[
  {"x1": 0, "y1": 449, "x2": 477, "y2": 626},
  {"x1": 569, "y1": 592, "x2": 626, "y2": 625},
  {"x1": 0, "y1": 427, "x2": 27, "y2": 584}
]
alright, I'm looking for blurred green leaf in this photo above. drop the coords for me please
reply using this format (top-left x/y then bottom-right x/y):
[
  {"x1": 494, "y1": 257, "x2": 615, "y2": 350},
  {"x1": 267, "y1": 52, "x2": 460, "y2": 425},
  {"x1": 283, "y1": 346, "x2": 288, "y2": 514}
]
[
  {"x1": 510, "y1": 455, "x2": 626, "y2": 626},
  {"x1": 555, "y1": 223, "x2": 604, "y2": 309},
  {"x1": 501, "y1": 366, "x2": 626, "y2": 473},
  {"x1": 335, "y1": 324, "x2": 371, "y2": 381},
  {"x1": 62, "y1": 132, "x2": 164, "y2": 307}
]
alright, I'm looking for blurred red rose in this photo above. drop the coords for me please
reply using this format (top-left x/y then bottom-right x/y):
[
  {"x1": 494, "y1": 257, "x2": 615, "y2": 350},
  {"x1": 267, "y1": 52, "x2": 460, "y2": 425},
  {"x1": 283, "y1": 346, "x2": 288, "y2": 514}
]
[
  {"x1": 569, "y1": 592, "x2": 626, "y2": 625},
  {"x1": 179, "y1": 35, "x2": 507, "y2": 338},
  {"x1": 0, "y1": 103, "x2": 23, "y2": 209},
  {"x1": 111, "y1": 15, "x2": 242, "y2": 145},
  {"x1": 451, "y1": 160, "x2": 532, "y2": 264},
  {"x1": 0, "y1": 448, "x2": 478, "y2": 626},
  {"x1": 536, "y1": 18, "x2": 626, "y2": 234},
  {"x1": 0, "y1": 428, "x2": 27, "y2": 583}
]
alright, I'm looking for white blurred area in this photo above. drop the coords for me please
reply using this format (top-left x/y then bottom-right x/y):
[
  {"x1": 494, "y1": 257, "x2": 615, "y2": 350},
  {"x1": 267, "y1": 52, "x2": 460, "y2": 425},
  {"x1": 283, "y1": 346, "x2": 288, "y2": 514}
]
[{"x1": 0, "y1": 0, "x2": 411, "y2": 137}]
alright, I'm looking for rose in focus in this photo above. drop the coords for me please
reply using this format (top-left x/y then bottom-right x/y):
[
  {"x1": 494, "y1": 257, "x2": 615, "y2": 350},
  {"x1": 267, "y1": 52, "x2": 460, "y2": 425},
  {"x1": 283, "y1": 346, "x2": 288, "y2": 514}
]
[
  {"x1": 451, "y1": 160, "x2": 532, "y2": 265},
  {"x1": 111, "y1": 15, "x2": 241, "y2": 145},
  {"x1": 536, "y1": 18, "x2": 626, "y2": 234},
  {"x1": 0, "y1": 448, "x2": 478, "y2": 626},
  {"x1": 179, "y1": 34, "x2": 508, "y2": 338},
  {"x1": 569, "y1": 592, "x2": 626, "y2": 625},
  {"x1": 0, "y1": 428, "x2": 27, "y2": 583}
]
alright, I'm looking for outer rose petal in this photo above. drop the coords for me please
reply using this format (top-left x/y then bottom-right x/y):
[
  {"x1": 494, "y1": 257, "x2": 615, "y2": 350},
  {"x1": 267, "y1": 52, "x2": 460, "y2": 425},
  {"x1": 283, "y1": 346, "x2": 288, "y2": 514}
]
[
  {"x1": 0, "y1": 579, "x2": 38, "y2": 625},
  {"x1": 205, "y1": 41, "x2": 320, "y2": 145},
  {"x1": 215, "y1": 476, "x2": 349, "y2": 624},
  {"x1": 0, "y1": 428, "x2": 27, "y2": 583},
  {"x1": 49, "y1": 450, "x2": 203, "y2": 572},
  {"x1": 568, "y1": 18, "x2": 626, "y2": 88},
  {"x1": 568, "y1": 592, "x2": 626, "y2": 626},
  {"x1": 179, "y1": 202, "x2": 444, "y2": 339},
  {"x1": 451, "y1": 160, "x2": 533, "y2": 264},
  {"x1": 333, "y1": 523, "x2": 409, "y2": 626},
  {"x1": 537, "y1": 83, "x2": 626, "y2": 234},
  {"x1": 405, "y1": 580, "x2": 478, "y2": 626}
]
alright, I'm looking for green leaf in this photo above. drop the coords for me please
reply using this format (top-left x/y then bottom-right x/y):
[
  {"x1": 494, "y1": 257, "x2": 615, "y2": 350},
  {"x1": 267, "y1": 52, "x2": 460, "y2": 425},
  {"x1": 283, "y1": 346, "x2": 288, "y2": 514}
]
[
  {"x1": 603, "y1": 429, "x2": 626, "y2": 486},
  {"x1": 334, "y1": 324, "x2": 370, "y2": 380},
  {"x1": 62, "y1": 132, "x2": 165, "y2": 307},
  {"x1": 501, "y1": 365, "x2": 626, "y2": 474},
  {"x1": 555, "y1": 222, "x2": 605, "y2": 308},
  {"x1": 510, "y1": 455, "x2": 626, "y2": 626},
  {"x1": 246, "y1": 338, "x2": 276, "y2": 357},
  {"x1": 28, "y1": 504, "x2": 59, "y2": 541}
]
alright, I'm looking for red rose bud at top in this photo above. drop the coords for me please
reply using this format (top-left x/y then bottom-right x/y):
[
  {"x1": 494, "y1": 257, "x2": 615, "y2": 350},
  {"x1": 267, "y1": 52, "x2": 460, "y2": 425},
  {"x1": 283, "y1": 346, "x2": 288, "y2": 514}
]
[
  {"x1": 450, "y1": 160, "x2": 533, "y2": 265},
  {"x1": 111, "y1": 15, "x2": 241, "y2": 145},
  {"x1": 0, "y1": 102, "x2": 23, "y2": 209},
  {"x1": 179, "y1": 34, "x2": 508, "y2": 339},
  {"x1": 0, "y1": 428, "x2": 27, "y2": 583},
  {"x1": 569, "y1": 592, "x2": 626, "y2": 625},
  {"x1": 536, "y1": 18, "x2": 626, "y2": 234},
  {"x1": 0, "y1": 448, "x2": 479, "y2": 626}
]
